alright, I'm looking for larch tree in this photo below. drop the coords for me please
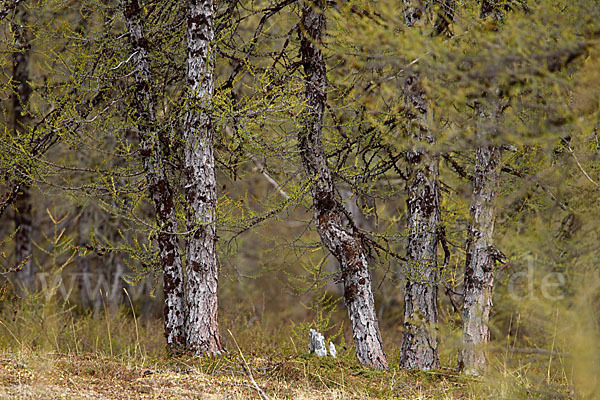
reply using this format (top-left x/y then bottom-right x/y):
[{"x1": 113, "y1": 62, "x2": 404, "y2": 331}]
[
  {"x1": 399, "y1": 75, "x2": 442, "y2": 370},
  {"x1": 398, "y1": 1, "x2": 448, "y2": 370},
  {"x1": 183, "y1": 0, "x2": 224, "y2": 355},
  {"x1": 298, "y1": 0, "x2": 388, "y2": 370},
  {"x1": 122, "y1": 0, "x2": 186, "y2": 353},
  {"x1": 457, "y1": 0, "x2": 504, "y2": 376},
  {"x1": 458, "y1": 124, "x2": 502, "y2": 374}
]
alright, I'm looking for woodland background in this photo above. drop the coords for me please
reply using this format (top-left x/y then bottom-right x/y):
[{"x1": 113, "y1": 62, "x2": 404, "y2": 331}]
[{"x1": 1, "y1": 0, "x2": 599, "y2": 398}]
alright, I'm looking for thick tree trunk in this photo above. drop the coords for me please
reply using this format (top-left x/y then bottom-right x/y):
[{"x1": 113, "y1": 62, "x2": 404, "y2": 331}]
[
  {"x1": 458, "y1": 143, "x2": 500, "y2": 374},
  {"x1": 183, "y1": 0, "x2": 223, "y2": 355},
  {"x1": 399, "y1": 74, "x2": 441, "y2": 370},
  {"x1": 123, "y1": 0, "x2": 186, "y2": 353},
  {"x1": 398, "y1": 0, "x2": 458, "y2": 370},
  {"x1": 325, "y1": 189, "x2": 376, "y2": 297},
  {"x1": 299, "y1": 1, "x2": 388, "y2": 370},
  {"x1": 11, "y1": 4, "x2": 34, "y2": 295}
]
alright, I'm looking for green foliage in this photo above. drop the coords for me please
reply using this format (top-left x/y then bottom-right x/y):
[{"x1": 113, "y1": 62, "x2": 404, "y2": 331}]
[{"x1": 0, "y1": 0, "x2": 599, "y2": 397}]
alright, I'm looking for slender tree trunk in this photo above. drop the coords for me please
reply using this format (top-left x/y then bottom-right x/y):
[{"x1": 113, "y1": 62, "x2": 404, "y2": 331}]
[
  {"x1": 77, "y1": 206, "x2": 94, "y2": 309},
  {"x1": 458, "y1": 142, "x2": 500, "y2": 374},
  {"x1": 299, "y1": 1, "x2": 388, "y2": 370},
  {"x1": 183, "y1": 0, "x2": 223, "y2": 355},
  {"x1": 399, "y1": 74, "x2": 441, "y2": 370},
  {"x1": 123, "y1": 0, "x2": 186, "y2": 353},
  {"x1": 325, "y1": 189, "x2": 376, "y2": 297},
  {"x1": 14, "y1": 192, "x2": 32, "y2": 292},
  {"x1": 11, "y1": 3, "x2": 34, "y2": 295},
  {"x1": 398, "y1": 0, "x2": 458, "y2": 370},
  {"x1": 457, "y1": 0, "x2": 504, "y2": 374},
  {"x1": 400, "y1": 151, "x2": 441, "y2": 370}
]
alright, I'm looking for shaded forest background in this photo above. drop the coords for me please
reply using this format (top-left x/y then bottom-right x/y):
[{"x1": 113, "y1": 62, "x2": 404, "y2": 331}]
[{"x1": 1, "y1": 0, "x2": 599, "y2": 398}]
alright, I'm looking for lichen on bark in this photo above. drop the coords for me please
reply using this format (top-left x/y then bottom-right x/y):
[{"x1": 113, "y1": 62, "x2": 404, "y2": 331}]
[
  {"x1": 182, "y1": 0, "x2": 224, "y2": 356},
  {"x1": 122, "y1": 0, "x2": 186, "y2": 353},
  {"x1": 298, "y1": 0, "x2": 388, "y2": 370}
]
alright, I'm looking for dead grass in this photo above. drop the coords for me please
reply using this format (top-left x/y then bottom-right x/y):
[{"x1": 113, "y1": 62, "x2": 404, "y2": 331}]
[
  {"x1": 0, "y1": 298, "x2": 578, "y2": 399},
  {"x1": 0, "y1": 350, "x2": 470, "y2": 400}
]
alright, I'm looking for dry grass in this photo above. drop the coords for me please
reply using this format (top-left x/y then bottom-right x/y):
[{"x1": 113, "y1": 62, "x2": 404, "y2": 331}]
[
  {"x1": 0, "y1": 296, "x2": 580, "y2": 399},
  {"x1": 0, "y1": 299, "x2": 473, "y2": 399},
  {"x1": 0, "y1": 350, "x2": 470, "y2": 400}
]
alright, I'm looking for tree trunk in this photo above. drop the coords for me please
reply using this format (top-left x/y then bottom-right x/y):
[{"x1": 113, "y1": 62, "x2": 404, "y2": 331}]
[
  {"x1": 400, "y1": 150, "x2": 441, "y2": 370},
  {"x1": 399, "y1": 74, "x2": 441, "y2": 370},
  {"x1": 325, "y1": 189, "x2": 376, "y2": 297},
  {"x1": 123, "y1": 0, "x2": 186, "y2": 353},
  {"x1": 77, "y1": 206, "x2": 94, "y2": 309},
  {"x1": 11, "y1": 3, "x2": 34, "y2": 295},
  {"x1": 480, "y1": 0, "x2": 503, "y2": 20},
  {"x1": 299, "y1": 1, "x2": 388, "y2": 370},
  {"x1": 183, "y1": 0, "x2": 223, "y2": 355},
  {"x1": 457, "y1": 0, "x2": 503, "y2": 374},
  {"x1": 458, "y1": 143, "x2": 500, "y2": 374}
]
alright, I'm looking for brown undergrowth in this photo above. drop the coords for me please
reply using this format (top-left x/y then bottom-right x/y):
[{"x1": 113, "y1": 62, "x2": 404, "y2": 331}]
[
  {"x1": 0, "y1": 350, "x2": 469, "y2": 399},
  {"x1": 0, "y1": 295, "x2": 577, "y2": 399}
]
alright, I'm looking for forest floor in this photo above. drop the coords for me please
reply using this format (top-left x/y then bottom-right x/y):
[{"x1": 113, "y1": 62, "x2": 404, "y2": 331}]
[
  {"x1": 0, "y1": 350, "x2": 472, "y2": 399},
  {"x1": 0, "y1": 301, "x2": 575, "y2": 399}
]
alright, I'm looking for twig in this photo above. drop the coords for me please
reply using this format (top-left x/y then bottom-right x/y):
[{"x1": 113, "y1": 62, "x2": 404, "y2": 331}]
[
  {"x1": 442, "y1": 153, "x2": 471, "y2": 180},
  {"x1": 564, "y1": 141, "x2": 599, "y2": 187},
  {"x1": 250, "y1": 155, "x2": 289, "y2": 199},
  {"x1": 0, "y1": 320, "x2": 23, "y2": 348},
  {"x1": 492, "y1": 347, "x2": 567, "y2": 357},
  {"x1": 438, "y1": 226, "x2": 460, "y2": 313},
  {"x1": 227, "y1": 329, "x2": 271, "y2": 400}
]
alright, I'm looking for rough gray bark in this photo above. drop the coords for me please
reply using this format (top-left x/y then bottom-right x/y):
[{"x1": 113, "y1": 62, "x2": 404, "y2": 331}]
[
  {"x1": 398, "y1": 0, "x2": 459, "y2": 371},
  {"x1": 123, "y1": 0, "x2": 186, "y2": 353},
  {"x1": 457, "y1": 0, "x2": 504, "y2": 374},
  {"x1": 183, "y1": 0, "x2": 223, "y2": 355},
  {"x1": 299, "y1": 1, "x2": 388, "y2": 370},
  {"x1": 480, "y1": 0, "x2": 503, "y2": 20},
  {"x1": 325, "y1": 188, "x2": 375, "y2": 297},
  {"x1": 399, "y1": 74, "x2": 441, "y2": 370},
  {"x1": 11, "y1": 3, "x2": 34, "y2": 295},
  {"x1": 458, "y1": 142, "x2": 500, "y2": 375},
  {"x1": 458, "y1": 95, "x2": 503, "y2": 375}
]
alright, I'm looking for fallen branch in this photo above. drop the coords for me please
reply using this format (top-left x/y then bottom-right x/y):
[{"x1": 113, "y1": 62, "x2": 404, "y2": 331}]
[
  {"x1": 564, "y1": 141, "x2": 599, "y2": 187},
  {"x1": 227, "y1": 330, "x2": 271, "y2": 400}
]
